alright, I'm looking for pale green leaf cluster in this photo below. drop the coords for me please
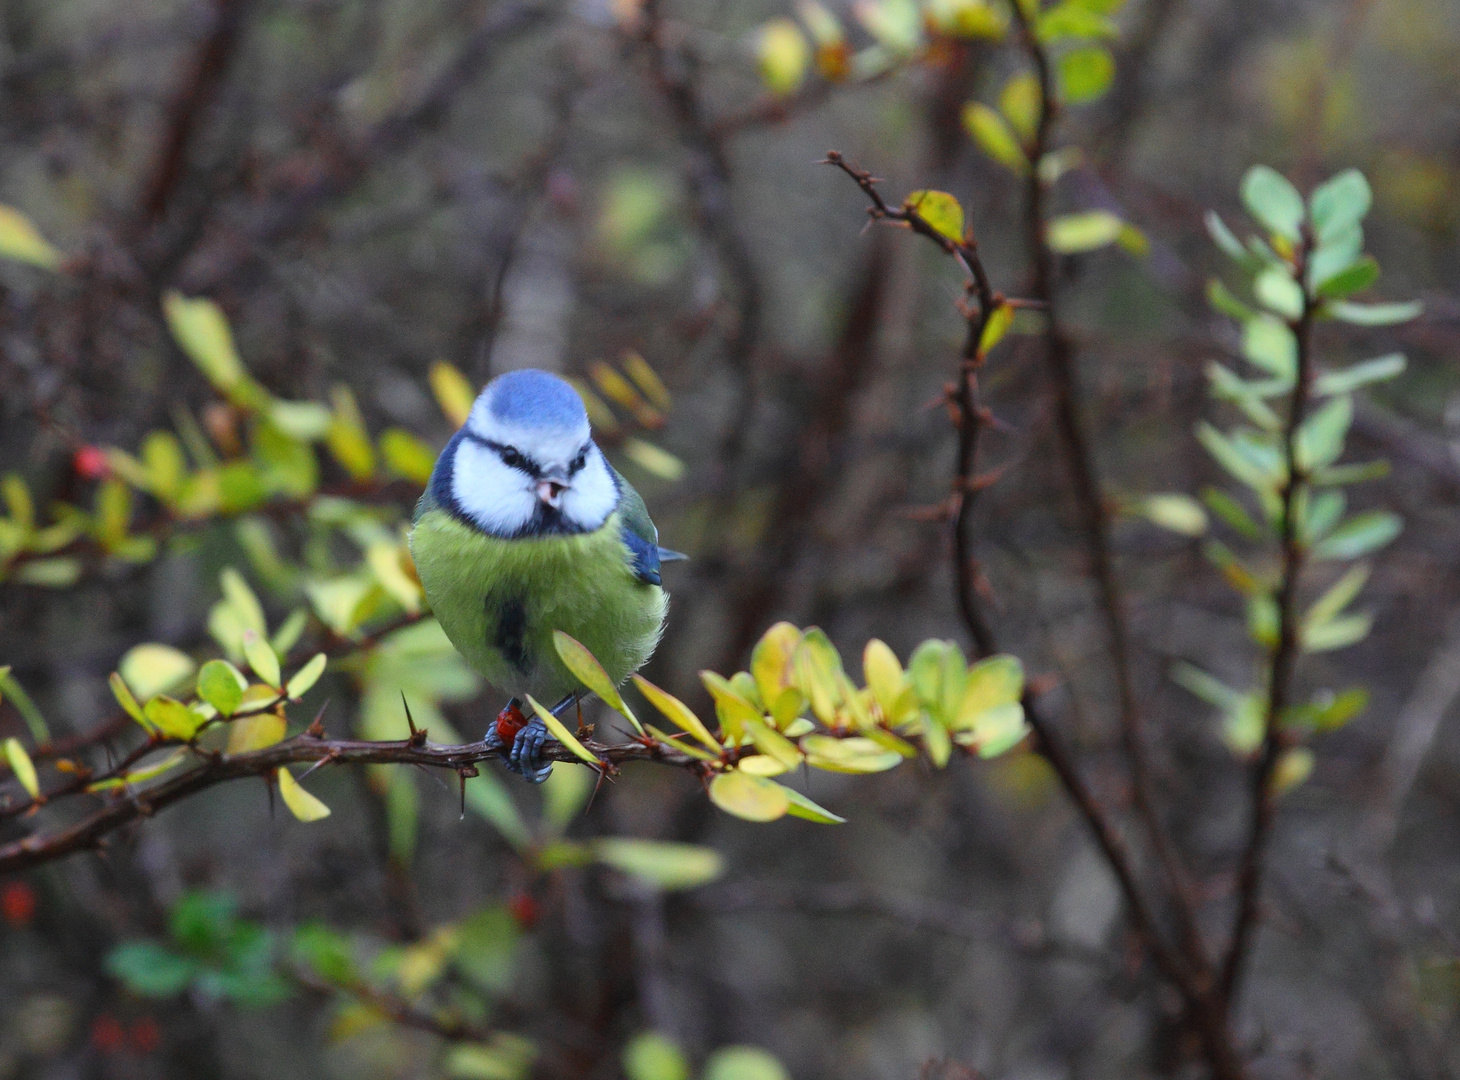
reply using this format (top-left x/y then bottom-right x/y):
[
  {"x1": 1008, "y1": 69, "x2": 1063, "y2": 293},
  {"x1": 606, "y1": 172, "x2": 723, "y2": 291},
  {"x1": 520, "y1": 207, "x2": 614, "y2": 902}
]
[{"x1": 1162, "y1": 166, "x2": 1416, "y2": 792}]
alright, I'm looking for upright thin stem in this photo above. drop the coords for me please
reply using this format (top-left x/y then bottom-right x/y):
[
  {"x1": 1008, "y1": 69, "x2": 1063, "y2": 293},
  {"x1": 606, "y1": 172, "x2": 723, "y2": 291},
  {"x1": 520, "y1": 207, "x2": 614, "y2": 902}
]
[
  {"x1": 1221, "y1": 236, "x2": 1318, "y2": 1010},
  {"x1": 1010, "y1": 3, "x2": 1210, "y2": 981}
]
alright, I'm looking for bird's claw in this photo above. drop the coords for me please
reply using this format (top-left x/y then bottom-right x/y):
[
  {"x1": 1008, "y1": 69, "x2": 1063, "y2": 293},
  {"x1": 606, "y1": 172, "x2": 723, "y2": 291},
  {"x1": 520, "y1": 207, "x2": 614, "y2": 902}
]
[{"x1": 507, "y1": 716, "x2": 553, "y2": 784}]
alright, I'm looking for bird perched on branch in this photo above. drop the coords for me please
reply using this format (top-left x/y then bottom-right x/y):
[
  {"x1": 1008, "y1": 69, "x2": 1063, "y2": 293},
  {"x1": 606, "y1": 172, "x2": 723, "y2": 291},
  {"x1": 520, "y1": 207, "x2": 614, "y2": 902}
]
[{"x1": 409, "y1": 368, "x2": 679, "y2": 782}]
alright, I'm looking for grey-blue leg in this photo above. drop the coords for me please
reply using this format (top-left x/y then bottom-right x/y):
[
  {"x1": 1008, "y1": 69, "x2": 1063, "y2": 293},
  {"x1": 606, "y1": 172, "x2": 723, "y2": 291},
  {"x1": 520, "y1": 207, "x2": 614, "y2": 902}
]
[{"x1": 508, "y1": 693, "x2": 577, "y2": 784}]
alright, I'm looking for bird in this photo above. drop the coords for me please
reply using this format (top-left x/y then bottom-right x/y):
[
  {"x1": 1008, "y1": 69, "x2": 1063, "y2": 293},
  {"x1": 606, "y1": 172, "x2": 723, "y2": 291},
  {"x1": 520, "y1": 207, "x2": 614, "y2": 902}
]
[{"x1": 408, "y1": 368, "x2": 680, "y2": 782}]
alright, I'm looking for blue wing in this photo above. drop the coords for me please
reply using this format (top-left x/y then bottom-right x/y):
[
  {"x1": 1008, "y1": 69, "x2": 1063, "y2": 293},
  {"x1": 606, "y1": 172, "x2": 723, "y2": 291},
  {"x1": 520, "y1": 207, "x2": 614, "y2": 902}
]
[{"x1": 621, "y1": 526, "x2": 664, "y2": 587}]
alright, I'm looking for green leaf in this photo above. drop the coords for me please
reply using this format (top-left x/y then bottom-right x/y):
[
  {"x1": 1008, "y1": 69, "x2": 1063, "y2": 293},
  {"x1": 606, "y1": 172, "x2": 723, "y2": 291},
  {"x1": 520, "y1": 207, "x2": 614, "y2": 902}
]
[
  {"x1": 958, "y1": 655, "x2": 1024, "y2": 719},
  {"x1": 904, "y1": 190, "x2": 964, "y2": 244},
  {"x1": 780, "y1": 784, "x2": 846, "y2": 823},
  {"x1": 1243, "y1": 316, "x2": 1297, "y2": 379},
  {"x1": 524, "y1": 694, "x2": 603, "y2": 767},
  {"x1": 227, "y1": 712, "x2": 286, "y2": 754},
  {"x1": 1310, "y1": 168, "x2": 1371, "y2": 240},
  {"x1": 1295, "y1": 394, "x2": 1353, "y2": 472},
  {"x1": 1312, "y1": 510, "x2": 1401, "y2": 560},
  {"x1": 1036, "y1": 3, "x2": 1116, "y2": 40},
  {"x1": 443, "y1": 1036, "x2": 535, "y2": 1080},
  {"x1": 709, "y1": 770, "x2": 790, "y2": 821},
  {"x1": 1305, "y1": 563, "x2": 1369, "y2": 629},
  {"x1": 221, "y1": 568, "x2": 267, "y2": 636},
  {"x1": 1315, "y1": 353, "x2": 1405, "y2": 396},
  {"x1": 197, "y1": 659, "x2": 248, "y2": 716},
  {"x1": 1195, "y1": 423, "x2": 1278, "y2": 492},
  {"x1": 704, "y1": 1046, "x2": 791, "y2": 1080},
  {"x1": 0, "y1": 667, "x2": 49, "y2": 742},
  {"x1": 241, "y1": 630, "x2": 281, "y2": 688},
  {"x1": 0, "y1": 204, "x2": 62, "y2": 269},
  {"x1": 3, "y1": 737, "x2": 39, "y2": 798},
  {"x1": 1254, "y1": 267, "x2": 1305, "y2": 319},
  {"x1": 267, "y1": 400, "x2": 331, "y2": 441},
  {"x1": 1306, "y1": 224, "x2": 1363, "y2": 293},
  {"x1": 1316, "y1": 255, "x2": 1379, "y2": 299},
  {"x1": 120, "y1": 643, "x2": 197, "y2": 701},
  {"x1": 106, "y1": 942, "x2": 198, "y2": 997},
  {"x1": 1140, "y1": 493, "x2": 1208, "y2": 536},
  {"x1": 624, "y1": 1033, "x2": 690, "y2": 1080},
  {"x1": 1205, "y1": 212, "x2": 1248, "y2": 261},
  {"x1": 632, "y1": 675, "x2": 720, "y2": 752},
  {"x1": 290, "y1": 923, "x2": 357, "y2": 985},
  {"x1": 12, "y1": 557, "x2": 82, "y2": 588},
  {"x1": 1303, "y1": 614, "x2": 1372, "y2": 652},
  {"x1": 800, "y1": 734, "x2": 903, "y2": 773},
  {"x1": 962, "y1": 103, "x2": 1029, "y2": 174},
  {"x1": 1201, "y1": 487, "x2": 1264, "y2": 541},
  {"x1": 1057, "y1": 46, "x2": 1114, "y2": 103},
  {"x1": 593, "y1": 839, "x2": 725, "y2": 890},
  {"x1": 1326, "y1": 300, "x2": 1422, "y2": 326},
  {"x1": 277, "y1": 767, "x2": 331, "y2": 821},
  {"x1": 553, "y1": 631, "x2": 642, "y2": 733},
  {"x1": 1241, "y1": 165, "x2": 1304, "y2": 242},
  {"x1": 998, "y1": 72, "x2": 1041, "y2": 142},
  {"x1": 285, "y1": 653, "x2": 327, "y2": 700},
  {"x1": 1046, "y1": 211, "x2": 1124, "y2": 253},
  {"x1": 793, "y1": 628, "x2": 846, "y2": 725}
]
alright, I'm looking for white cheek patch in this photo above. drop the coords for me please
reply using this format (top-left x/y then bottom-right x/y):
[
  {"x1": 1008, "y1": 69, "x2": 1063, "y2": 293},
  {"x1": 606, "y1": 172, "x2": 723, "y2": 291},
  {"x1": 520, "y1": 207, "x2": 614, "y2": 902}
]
[
  {"x1": 561, "y1": 448, "x2": 618, "y2": 532},
  {"x1": 452, "y1": 440, "x2": 536, "y2": 536}
]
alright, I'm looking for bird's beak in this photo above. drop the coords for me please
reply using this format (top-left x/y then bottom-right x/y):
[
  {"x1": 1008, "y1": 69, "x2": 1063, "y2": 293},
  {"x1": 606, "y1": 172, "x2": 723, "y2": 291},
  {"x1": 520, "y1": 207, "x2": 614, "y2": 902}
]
[{"x1": 536, "y1": 471, "x2": 569, "y2": 508}]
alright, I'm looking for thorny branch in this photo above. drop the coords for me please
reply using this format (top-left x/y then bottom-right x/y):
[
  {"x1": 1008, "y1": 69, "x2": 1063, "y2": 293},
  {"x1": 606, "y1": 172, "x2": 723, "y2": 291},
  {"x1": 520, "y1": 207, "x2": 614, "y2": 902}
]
[{"x1": 0, "y1": 729, "x2": 713, "y2": 876}]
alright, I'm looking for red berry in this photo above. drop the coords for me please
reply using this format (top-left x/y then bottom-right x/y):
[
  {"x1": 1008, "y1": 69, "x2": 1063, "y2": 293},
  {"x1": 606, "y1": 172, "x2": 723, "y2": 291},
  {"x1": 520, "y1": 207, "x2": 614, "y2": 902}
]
[
  {"x1": 91, "y1": 1014, "x2": 125, "y2": 1053},
  {"x1": 73, "y1": 445, "x2": 109, "y2": 480},
  {"x1": 0, "y1": 881, "x2": 35, "y2": 926},
  {"x1": 130, "y1": 1017, "x2": 161, "y2": 1054},
  {"x1": 507, "y1": 892, "x2": 540, "y2": 929}
]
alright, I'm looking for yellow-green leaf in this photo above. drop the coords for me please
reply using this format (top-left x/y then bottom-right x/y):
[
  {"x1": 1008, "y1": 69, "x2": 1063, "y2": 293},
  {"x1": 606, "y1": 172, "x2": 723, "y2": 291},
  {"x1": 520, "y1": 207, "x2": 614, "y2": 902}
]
[
  {"x1": 143, "y1": 696, "x2": 207, "y2": 740},
  {"x1": 756, "y1": 18, "x2": 809, "y2": 97},
  {"x1": 109, "y1": 671, "x2": 151, "y2": 731},
  {"x1": 1270, "y1": 747, "x2": 1314, "y2": 795},
  {"x1": 1140, "y1": 493, "x2": 1209, "y2": 537},
  {"x1": 792, "y1": 628, "x2": 844, "y2": 724},
  {"x1": 197, "y1": 658, "x2": 248, "y2": 716},
  {"x1": 904, "y1": 190, "x2": 964, "y2": 244},
  {"x1": 380, "y1": 429, "x2": 437, "y2": 485},
  {"x1": 119, "y1": 643, "x2": 196, "y2": 701},
  {"x1": 998, "y1": 71, "x2": 1041, "y2": 142},
  {"x1": 621, "y1": 352, "x2": 672, "y2": 411},
  {"x1": 737, "y1": 754, "x2": 791, "y2": 776},
  {"x1": 978, "y1": 302, "x2": 1014, "y2": 356},
  {"x1": 709, "y1": 770, "x2": 790, "y2": 822},
  {"x1": 162, "y1": 292, "x2": 246, "y2": 391},
  {"x1": 325, "y1": 386, "x2": 376, "y2": 480},
  {"x1": 593, "y1": 839, "x2": 724, "y2": 890},
  {"x1": 632, "y1": 675, "x2": 720, "y2": 752},
  {"x1": 953, "y1": 702, "x2": 1029, "y2": 757},
  {"x1": 751, "y1": 622, "x2": 802, "y2": 708},
  {"x1": 554, "y1": 631, "x2": 642, "y2": 734},
  {"x1": 430, "y1": 361, "x2": 475, "y2": 428},
  {"x1": 525, "y1": 695, "x2": 602, "y2": 767},
  {"x1": 233, "y1": 684, "x2": 281, "y2": 716},
  {"x1": 3, "y1": 738, "x2": 39, "y2": 798},
  {"x1": 278, "y1": 767, "x2": 332, "y2": 821},
  {"x1": 221, "y1": 568, "x2": 267, "y2": 637},
  {"x1": 779, "y1": 783, "x2": 845, "y2": 824},
  {"x1": 622, "y1": 438, "x2": 686, "y2": 481},
  {"x1": 957, "y1": 655, "x2": 1024, "y2": 721},
  {"x1": 800, "y1": 734, "x2": 902, "y2": 773},
  {"x1": 286, "y1": 653, "x2": 327, "y2": 700},
  {"x1": 1046, "y1": 211, "x2": 1124, "y2": 253},
  {"x1": 700, "y1": 671, "x2": 761, "y2": 743},
  {"x1": 1057, "y1": 45, "x2": 1114, "y2": 104},
  {"x1": 242, "y1": 629, "x2": 282, "y2": 688},
  {"x1": 0, "y1": 205, "x2": 62, "y2": 269},
  {"x1": 962, "y1": 103, "x2": 1029, "y2": 174},
  {"x1": 227, "y1": 711, "x2": 286, "y2": 753},
  {"x1": 743, "y1": 717, "x2": 803, "y2": 770}
]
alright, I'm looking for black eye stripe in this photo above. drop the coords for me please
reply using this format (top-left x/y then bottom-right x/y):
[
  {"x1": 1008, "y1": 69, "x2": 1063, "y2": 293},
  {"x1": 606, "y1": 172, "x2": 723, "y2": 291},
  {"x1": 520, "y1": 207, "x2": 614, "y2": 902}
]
[
  {"x1": 466, "y1": 434, "x2": 541, "y2": 477},
  {"x1": 568, "y1": 444, "x2": 590, "y2": 475}
]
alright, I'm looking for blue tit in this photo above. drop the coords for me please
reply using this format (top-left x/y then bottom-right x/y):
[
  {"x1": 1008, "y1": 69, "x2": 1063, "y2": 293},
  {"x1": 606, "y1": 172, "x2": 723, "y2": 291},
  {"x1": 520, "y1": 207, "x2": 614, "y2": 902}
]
[{"x1": 408, "y1": 368, "x2": 680, "y2": 782}]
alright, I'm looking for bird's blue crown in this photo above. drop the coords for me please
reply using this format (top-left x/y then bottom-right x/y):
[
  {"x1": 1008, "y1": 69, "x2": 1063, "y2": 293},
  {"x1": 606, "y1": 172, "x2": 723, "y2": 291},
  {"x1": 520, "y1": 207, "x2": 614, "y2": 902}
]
[{"x1": 482, "y1": 369, "x2": 586, "y2": 431}]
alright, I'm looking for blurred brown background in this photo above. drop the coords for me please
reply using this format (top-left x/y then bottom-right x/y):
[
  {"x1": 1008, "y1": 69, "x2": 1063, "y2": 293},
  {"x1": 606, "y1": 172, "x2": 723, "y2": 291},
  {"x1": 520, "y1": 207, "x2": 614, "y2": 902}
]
[{"x1": 1, "y1": 0, "x2": 1458, "y2": 1077}]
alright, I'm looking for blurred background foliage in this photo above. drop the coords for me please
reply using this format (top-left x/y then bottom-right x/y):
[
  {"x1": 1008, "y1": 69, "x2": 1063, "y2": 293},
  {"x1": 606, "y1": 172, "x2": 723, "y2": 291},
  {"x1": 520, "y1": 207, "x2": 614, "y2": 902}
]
[{"x1": 1, "y1": 0, "x2": 1459, "y2": 1077}]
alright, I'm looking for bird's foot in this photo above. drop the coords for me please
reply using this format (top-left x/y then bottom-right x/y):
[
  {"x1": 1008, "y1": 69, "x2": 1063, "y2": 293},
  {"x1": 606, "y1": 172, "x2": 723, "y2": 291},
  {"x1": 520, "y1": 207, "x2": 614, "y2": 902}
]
[{"x1": 495, "y1": 695, "x2": 575, "y2": 784}]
